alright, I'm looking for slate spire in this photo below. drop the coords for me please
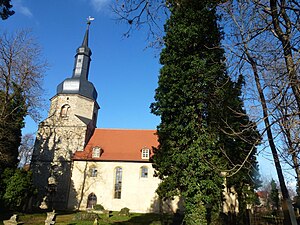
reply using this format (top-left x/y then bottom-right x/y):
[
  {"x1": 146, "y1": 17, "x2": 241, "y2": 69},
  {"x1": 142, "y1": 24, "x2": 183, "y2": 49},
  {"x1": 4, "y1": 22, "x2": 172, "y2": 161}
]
[
  {"x1": 81, "y1": 21, "x2": 89, "y2": 47},
  {"x1": 56, "y1": 17, "x2": 98, "y2": 101},
  {"x1": 72, "y1": 20, "x2": 92, "y2": 80}
]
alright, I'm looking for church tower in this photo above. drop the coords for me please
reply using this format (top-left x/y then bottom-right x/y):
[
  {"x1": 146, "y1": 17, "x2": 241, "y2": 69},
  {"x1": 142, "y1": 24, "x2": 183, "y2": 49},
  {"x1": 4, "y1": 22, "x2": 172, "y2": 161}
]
[{"x1": 31, "y1": 20, "x2": 99, "y2": 209}]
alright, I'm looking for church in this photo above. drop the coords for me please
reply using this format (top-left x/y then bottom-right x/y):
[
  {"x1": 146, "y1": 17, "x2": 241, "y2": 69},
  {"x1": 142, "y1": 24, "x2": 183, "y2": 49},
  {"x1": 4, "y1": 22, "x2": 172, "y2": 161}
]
[{"x1": 30, "y1": 21, "x2": 179, "y2": 213}]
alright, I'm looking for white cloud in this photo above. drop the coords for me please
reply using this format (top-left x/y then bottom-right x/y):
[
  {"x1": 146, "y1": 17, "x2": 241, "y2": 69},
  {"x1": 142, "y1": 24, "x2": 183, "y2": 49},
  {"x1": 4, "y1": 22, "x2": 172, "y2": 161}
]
[
  {"x1": 90, "y1": 0, "x2": 111, "y2": 12},
  {"x1": 18, "y1": 6, "x2": 33, "y2": 17},
  {"x1": 14, "y1": 0, "x2": 33, "y2": 17}
]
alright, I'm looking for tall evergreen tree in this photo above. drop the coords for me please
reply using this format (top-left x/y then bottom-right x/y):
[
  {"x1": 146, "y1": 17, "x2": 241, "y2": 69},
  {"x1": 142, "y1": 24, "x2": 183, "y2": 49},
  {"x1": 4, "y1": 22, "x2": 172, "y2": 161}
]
[
  {"x1": 220, "y1": 75, "x2": 261, "y2": 224},
  {"x1": 269, "y1": 179, "x2": 280, "y2": 214},
  {"x1": 0, "y1": 84, "x2": 26, "y2": 170},
  {"x1": 151, "y1": 0, "x2": 260, "y2": 224},
  {"x1": 0, "y1": 30, "x2": 46, "y2": 171}
]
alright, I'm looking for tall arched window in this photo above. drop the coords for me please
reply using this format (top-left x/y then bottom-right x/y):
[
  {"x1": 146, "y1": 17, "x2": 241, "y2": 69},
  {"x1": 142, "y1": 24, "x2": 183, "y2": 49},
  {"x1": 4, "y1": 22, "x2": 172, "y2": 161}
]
[
  {"x1": 60, "y1": 104, "x2": 70, "y2": 118},
  {"x1": 87, "y1": 193, "x2": 97, "y2": 209},
  {"x1": 114, "y1": 167, "x2": 122, "y2": 199}
]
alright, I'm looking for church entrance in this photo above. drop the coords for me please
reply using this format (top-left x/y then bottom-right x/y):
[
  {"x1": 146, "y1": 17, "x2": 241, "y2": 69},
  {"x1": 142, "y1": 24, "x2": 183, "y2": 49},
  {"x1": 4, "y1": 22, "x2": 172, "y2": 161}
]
[{"x1": 87, "y1": 193, "x2": 97, "y2": 209}]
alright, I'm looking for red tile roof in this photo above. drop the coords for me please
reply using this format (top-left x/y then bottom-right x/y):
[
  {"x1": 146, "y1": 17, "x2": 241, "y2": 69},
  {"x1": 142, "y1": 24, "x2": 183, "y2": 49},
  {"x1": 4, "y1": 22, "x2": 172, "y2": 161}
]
[
  {"x1": 73, "y1": 128, "x2": 158, "y2": 162},
  {"x1": 256, "y1": 191, "x2": 268, "y2": 198}
]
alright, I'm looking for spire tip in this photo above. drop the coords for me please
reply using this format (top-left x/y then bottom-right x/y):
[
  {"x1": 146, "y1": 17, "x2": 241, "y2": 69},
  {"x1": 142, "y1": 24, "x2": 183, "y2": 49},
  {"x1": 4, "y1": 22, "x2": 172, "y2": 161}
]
[{"x1": 87, "y1": 16, "x2": 95, "y2": 25}]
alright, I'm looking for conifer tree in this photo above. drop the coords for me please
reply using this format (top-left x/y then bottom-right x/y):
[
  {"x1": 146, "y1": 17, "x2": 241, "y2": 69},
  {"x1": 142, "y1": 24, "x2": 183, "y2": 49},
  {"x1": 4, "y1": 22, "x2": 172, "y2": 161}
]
[
  {"x1": 269, "y1": 179, "x2": 280, "y2": 214},
  {"x1": 0, "y1": 30, "x2": 46, "y2": 171},
  {"x1": 151, "y1": 0, "x2": 260, "y2": 223},
  {"x1": 0, "y1": 84, "x2": 26, "y2": 170}
]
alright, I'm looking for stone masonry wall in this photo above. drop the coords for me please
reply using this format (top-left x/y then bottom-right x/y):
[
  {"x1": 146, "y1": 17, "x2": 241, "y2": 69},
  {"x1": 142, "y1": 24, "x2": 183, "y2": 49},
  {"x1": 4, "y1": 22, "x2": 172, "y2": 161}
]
[{"x1": 31, "y1": 93, "x2": 98, "y2": 210}]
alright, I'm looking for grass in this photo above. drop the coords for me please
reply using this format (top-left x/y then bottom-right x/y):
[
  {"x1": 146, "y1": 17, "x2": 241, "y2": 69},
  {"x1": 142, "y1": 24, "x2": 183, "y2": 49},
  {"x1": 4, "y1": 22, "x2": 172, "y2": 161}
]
[{"x1": 0, "y1": 211, "x2": 174, "y2": 225}]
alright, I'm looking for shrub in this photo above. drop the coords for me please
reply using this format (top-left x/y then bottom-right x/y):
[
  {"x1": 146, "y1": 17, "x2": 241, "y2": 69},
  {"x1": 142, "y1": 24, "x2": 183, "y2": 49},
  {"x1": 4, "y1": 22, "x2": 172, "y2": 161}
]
[
  {"x1": 94, "y1": 204, "x2": 105, "y2": 211},
  {"x1": 150, "y1": 221, "x2": 163, "y2": 225},
  {"x1": 73, "y1": 212, "x2": 98, "y2": 221},
  {"x1": 119, "y1": 207, "x2": 130, "y2": 216},
  {"x1": 0, "y1": 168, "x2": 36, "y2": 211}
]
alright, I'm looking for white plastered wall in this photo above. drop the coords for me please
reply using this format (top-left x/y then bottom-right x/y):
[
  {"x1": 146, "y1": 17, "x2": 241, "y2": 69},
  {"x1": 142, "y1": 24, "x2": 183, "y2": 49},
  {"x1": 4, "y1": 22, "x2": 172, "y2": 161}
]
[{"x1": 69, "y1": 161, "x2": 180, "y2": 213}]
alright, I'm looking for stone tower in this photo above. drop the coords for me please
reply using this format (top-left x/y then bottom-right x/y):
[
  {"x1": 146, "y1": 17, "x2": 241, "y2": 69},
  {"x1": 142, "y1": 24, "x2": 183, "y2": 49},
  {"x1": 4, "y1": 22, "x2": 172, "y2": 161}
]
[{"x1": 31, "y1": 20, "x2": 99, "y2": 209}]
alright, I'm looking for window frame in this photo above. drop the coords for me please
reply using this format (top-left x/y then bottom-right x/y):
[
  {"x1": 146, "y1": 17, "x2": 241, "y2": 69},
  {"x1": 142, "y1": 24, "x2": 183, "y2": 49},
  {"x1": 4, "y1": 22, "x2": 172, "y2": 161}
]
[
  {"x1": 141, "y1": 148, "x2": 150, "y2": 159},
  {"x1": 60, "y1": 104, "x2": 70, "y2": 118},
  {"x1": 114, "y1": 167, "x2": 122, "y2": 199},
  {"x1": 90, "y1": 167, "x2": 97, "y2": 177},
  {"x1": 92, "y1": 146, "x2": 101, "y2": 158},
  {"x1": 140, "y1": 166, "x2": 148, "y2": 178}
]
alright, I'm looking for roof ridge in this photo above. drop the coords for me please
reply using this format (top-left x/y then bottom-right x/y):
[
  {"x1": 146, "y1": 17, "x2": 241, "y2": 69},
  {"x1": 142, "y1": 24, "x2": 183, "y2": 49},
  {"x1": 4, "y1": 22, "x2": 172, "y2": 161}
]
[{"x1": 95, "y1": 128, "x2": 156, "y2": 131}]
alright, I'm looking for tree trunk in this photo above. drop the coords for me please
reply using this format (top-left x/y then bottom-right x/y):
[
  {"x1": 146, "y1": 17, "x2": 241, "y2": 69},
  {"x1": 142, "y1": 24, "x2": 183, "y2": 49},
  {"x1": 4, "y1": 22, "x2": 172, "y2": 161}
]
[
  {"x1": 245, "y1": 49, "x2": 297, "y2": 225},
  {"x1": 269, "y1": 0, "x2": 300, "y2": 113}
]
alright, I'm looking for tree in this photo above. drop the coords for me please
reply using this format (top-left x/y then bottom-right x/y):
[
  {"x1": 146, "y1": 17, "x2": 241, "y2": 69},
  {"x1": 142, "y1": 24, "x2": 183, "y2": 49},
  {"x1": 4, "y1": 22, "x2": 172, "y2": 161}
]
[
  {"x1": 0, "y1": 30, "x2": 46, "y2": 120},
  {"x1": 112, "y1": 0, "x2": 168, "y2": 47},
  {"x1": 0, "y1": 84, "x2": 26, "y2": 169},
  {"x1": 269, "y1": 0, "x2": 300, "y2": 113},
  {"x1": 18, "y1": 133, "x2": 35, "y2": 168},
  {"x1": 0, "y1": 168, "x2": 36, "y2": 211},
  {"x1": 267, "y1": 0, "x2": 300, "y2": 197},
  {"x1": 220, "y1": 1, "x2": 298, "y2": 224},
  {"x1": 0, "y1": 0, "x2": 14, "y2": 20},
  {"x1": 269, "y1": 179, "x2": 280, "y2": 214},
  {"x1": 0, "y1": 30, "x2": 47, "y2": 170},
  {"x1": 150, "y1": 0, "x2": 260, "y2": 223}
]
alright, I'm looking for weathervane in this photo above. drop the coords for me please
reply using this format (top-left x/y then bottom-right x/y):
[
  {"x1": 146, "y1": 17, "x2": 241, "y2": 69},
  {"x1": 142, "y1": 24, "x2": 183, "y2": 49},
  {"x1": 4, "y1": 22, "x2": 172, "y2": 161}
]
[{"x1": 87, "y1": 16, "x2": 95, "y2": 26}]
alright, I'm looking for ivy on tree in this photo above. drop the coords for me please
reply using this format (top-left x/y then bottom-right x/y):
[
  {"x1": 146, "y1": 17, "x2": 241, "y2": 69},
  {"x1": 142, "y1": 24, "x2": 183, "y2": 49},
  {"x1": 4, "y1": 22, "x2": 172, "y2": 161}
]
[
  {"x1": 0, "y1": 30, "x2": 46, "y2": 171},
  {"x1": 0, "y1": 84, "x2": 27, "y2": 170},
  {"x1": 0, "y1": 30, "x2": 45, "y2": 211},
  {"x1": 150, "y1": 0, "x2": 260, "y2": 223}
]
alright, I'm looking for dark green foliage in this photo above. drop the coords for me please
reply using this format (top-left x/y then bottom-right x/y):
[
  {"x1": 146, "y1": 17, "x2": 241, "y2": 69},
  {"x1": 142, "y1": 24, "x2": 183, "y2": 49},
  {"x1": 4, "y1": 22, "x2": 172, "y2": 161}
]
[
  {"x1": 0, "y1": 84, "x2": 27, "y2": 170},
  {"x1": 94, "y1": 204, "x2": 105, "y2": 210},
  {"x1": 0, "y1": 168, "x2": 36, "y2": 211},
  {"x1": 119, "y1": 207, "x2": 130, "y2": 216},
  {"x1": 151, "y1": 0, "x2": 260, "y2": 224},
  {"x1": 73, "y1": 212, "x2": 99, "y2": 221},
  {"x1": 269, "y1": 179, "x2": 280, "y2": 214},
  {"x1": 16, "y1": 212, "x2": 173, "y2": 225},
  {"x1": 0, "y1": 30, "x2": 46, "y2": 213},
  {"x1": 220, "y1": 75, "x2": 261, "y2": 223},
  {"x1": 0, "y1": 0, "x2": 14, "y2": 20}
]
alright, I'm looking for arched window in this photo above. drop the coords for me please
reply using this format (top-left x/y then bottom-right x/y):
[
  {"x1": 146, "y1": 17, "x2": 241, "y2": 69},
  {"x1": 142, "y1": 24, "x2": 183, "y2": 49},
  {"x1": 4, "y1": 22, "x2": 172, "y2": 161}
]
[
  {"x1": 114, "y1": 167, "x2": 122, "y2": 199},
  {"x1": 87, "y1": 193, "x2": 97, "y2": 209},
  {"x1": 60, "y1": 104, "x2": 70, "y2": 118},
  {"x1": 140, "y1": 166, "x2": 148, "y2": 178}
]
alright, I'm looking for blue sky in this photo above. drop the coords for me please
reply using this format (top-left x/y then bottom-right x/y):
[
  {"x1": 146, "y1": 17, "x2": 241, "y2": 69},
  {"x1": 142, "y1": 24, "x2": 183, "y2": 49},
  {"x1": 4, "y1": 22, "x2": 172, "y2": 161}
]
[
  {"x1": 3, "y1": 0, "x2": 161, "y2": 132},
  {"x1": 2, "y1": 0, "x2": 293, "y2": 185}
]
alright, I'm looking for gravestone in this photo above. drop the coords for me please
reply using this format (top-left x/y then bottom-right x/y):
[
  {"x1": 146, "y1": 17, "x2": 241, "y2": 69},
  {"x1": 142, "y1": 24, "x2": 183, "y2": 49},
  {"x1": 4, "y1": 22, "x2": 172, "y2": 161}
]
[
  {"x1": 93, "y1": 218, "x2": 98, "y2": 225},
  {"x1": 3, "y1": 214, "x2": 23, "y2": 225},
  {"x1": 39, "y1": 196, "x2": 48, "y2": 209},
  {"x1": 45, "y1": 210, "x2": 56, "y2": 225}
]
